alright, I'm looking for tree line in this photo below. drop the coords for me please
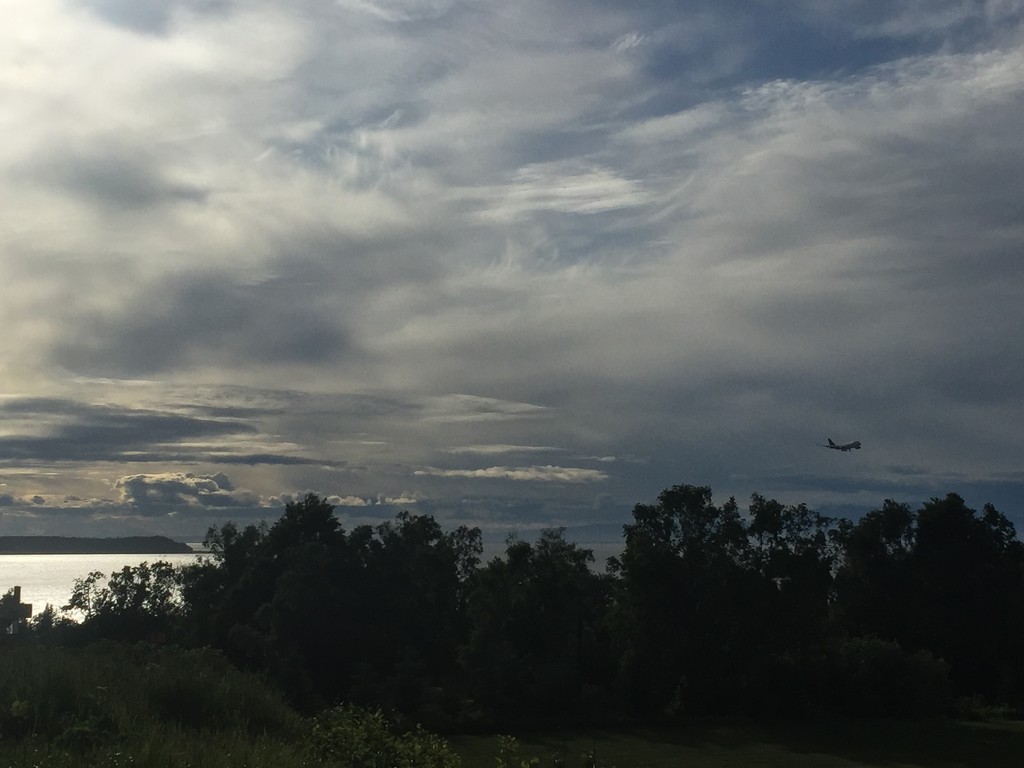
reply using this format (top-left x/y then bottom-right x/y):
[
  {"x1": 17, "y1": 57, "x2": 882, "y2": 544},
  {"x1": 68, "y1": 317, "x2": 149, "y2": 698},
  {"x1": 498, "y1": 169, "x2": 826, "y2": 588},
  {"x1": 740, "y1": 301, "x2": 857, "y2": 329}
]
[{"x1": 24, "y1": 484, "x2": 1024, "y2": 727}]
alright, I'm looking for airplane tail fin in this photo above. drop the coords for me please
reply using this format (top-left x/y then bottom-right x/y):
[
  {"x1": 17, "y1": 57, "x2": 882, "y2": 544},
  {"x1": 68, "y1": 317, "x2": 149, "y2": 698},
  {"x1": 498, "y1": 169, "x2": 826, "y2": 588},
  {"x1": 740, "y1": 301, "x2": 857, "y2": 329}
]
[{"x1": 828, "y1": 438, "x2": 836, "y2": 446}]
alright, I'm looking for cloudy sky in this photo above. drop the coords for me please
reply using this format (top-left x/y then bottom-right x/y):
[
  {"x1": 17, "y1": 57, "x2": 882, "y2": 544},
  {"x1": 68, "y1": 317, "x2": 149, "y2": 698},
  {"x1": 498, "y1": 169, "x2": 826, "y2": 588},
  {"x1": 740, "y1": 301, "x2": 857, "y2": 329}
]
[{"x1": 2, "y1": 0, "x2": 1023, "y2": 540}]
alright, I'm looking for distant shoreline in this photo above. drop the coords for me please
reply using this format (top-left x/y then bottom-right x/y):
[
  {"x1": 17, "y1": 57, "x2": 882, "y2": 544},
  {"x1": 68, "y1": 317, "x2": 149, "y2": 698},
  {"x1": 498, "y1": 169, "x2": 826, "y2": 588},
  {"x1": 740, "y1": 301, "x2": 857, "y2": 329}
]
[{"x1": 0, "y1": 536, "x2": 194, "y2": 555}]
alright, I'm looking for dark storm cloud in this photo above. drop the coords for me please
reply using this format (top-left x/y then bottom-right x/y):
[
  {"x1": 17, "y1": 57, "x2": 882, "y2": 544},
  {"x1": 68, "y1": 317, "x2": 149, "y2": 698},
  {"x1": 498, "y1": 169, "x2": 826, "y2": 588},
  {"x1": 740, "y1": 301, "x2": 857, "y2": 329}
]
[
  {"x1": 206, "y1": 453, "x2": 343, "y2": 467},
  {"x1": 53, "y1": 270, "x2": 352, "y2": 377},
  {"x1": 76, "y1": 0, "x2": 231, "y2": 35},
  {"x1": 0, "y1": 396, "x2": 346, "y2": 468},
  {"x1": 0, "y1": 397, "x2": 364, "y2": 475},
  {"x1": 115, "y1": 472, "x2": 259, "y2": 511},
  {"x1": 0, "y1": 397, "x2": 251, "y2": 463},
  {"x1": 25, "y1": 146, "x2": 207, "y2": 212}
]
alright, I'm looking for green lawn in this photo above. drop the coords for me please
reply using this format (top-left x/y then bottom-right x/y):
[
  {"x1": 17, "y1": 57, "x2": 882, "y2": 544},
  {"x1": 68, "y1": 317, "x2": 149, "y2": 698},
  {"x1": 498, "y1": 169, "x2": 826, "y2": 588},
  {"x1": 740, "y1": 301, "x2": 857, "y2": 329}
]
[{"x1": 453, "y1": 719, "x2": 1024, "y2": 768}]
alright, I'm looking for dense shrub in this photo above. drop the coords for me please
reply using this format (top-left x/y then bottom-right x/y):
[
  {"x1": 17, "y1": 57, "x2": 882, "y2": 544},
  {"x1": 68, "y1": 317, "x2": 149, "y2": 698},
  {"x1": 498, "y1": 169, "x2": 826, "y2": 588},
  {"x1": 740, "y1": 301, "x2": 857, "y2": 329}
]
[
  {"x1": 309, "y1": 704, "x2": 462, "y2": 768},
  {"x1": 822, "y1": 636, "x2": 952, "y2": 717}
]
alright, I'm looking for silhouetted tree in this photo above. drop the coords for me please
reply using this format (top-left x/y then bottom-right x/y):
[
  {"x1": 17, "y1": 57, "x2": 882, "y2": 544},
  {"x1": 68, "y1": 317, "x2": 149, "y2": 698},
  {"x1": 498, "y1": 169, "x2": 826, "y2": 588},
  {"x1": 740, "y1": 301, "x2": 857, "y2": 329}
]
[
  {"x1": 50, "y1": 483, "x2": 1023, "y2": 722},
  {"x1": 351, "y1": 512, "x2": 482, "y2": 721},
  {"x1": 65, "y1": 561, "x2": 184, "y2": 642},
  {"x1": 911, "y1": 494, "x2": 1024, "y2": 699},
  {"x1": 834, "y1": 493, "x2": 1024, "y2": 703},
  {"x1": 609, "y1": 485, "x2": 754, "y2": 716},
  {"x1": 463, "y1": 529, "x2": 613, "y2": 724},
  {"x1": 179, "y1": 497, "x2": 483, "y2": 716}
]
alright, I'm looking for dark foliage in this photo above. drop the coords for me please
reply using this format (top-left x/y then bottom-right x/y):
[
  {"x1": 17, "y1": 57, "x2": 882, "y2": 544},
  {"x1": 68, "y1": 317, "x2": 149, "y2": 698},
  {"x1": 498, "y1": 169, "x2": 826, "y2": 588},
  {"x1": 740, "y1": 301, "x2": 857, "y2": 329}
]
[
  {"x1": 40, "y1": 484, "x2": 1024, "y2": 726},
  {"x1": 462, "y1": 529, "x2": 615, "y2": 725},
  {"x1": 834, "y1": 493, "x2": 1024, "y2": 702}
]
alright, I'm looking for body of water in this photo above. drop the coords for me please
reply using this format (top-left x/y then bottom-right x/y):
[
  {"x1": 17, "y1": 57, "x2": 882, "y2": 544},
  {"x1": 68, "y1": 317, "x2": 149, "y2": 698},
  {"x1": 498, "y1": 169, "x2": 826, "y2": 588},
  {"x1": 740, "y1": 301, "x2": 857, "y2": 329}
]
[
  {"x1": 3, "y1": 540, "x2": 624, "y2": 619},
  {"x1": 1, "y1": 550, "x2": 205, "y2": 616}
]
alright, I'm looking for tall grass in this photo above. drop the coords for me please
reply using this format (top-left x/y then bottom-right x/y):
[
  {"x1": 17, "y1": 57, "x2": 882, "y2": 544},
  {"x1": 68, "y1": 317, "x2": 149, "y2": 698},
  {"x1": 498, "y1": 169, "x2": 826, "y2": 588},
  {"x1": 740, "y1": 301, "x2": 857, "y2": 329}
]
[
  {"x1": 0, "y1": 642, "x2": 309, "y2": 767},
  {"x1": 5, "y1": 642, "x2": 1023, "y2": 767},
  {"x1": 0, "y1": 644, "x2": 467, "y2": 767},
  {"x1": 454, "y1": 719, "x2": 1024, "y2": 768}
]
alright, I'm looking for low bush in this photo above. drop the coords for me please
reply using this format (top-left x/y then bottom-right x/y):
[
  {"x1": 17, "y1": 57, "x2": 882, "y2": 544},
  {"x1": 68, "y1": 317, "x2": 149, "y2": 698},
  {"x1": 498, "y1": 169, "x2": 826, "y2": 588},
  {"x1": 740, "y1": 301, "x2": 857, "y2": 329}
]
[
  {"x1": 822, "y1": 636, "x2": 953, "y2": 717},
  {"x1": 309, "y1": 704, "x2": 462, "y2": 768}
]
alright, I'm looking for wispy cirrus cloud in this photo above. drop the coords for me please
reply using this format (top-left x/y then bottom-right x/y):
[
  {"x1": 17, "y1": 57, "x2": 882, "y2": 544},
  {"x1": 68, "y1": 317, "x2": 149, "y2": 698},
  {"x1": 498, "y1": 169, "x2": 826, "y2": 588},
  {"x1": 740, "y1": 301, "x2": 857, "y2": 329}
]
[
  {"x1": 415, "y1": 466, "x2": 608, "y2": 483},
  {"x1": 448, "y1": 444, "x2": 563, "y2": 456},
  {"x1": 0, "y1": 1, "x2": 1022, "y2": 536}
]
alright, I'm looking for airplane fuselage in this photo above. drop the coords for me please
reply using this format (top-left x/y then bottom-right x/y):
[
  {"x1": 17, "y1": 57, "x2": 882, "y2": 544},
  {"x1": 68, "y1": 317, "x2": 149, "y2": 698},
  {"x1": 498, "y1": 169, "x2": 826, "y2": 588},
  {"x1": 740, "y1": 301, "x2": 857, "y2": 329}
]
[{"x1": 823, "y1": 439, "x2": 861, "y2": 451}]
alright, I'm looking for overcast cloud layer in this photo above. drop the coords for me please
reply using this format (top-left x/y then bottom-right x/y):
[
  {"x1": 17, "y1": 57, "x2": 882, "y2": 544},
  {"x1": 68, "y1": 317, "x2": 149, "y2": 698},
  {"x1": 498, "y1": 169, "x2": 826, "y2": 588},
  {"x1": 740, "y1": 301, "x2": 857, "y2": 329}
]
[{"x1": 2, "y1": 0, "x2": 1023, "y2": 539}]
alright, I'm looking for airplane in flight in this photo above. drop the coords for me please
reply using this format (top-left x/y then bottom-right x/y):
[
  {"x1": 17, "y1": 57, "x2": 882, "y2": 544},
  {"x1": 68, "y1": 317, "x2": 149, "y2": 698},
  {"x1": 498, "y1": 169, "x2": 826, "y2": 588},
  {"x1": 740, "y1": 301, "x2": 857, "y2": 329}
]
[{"x1": 820, "y1": 438, "x2": 861, "y2": 452}]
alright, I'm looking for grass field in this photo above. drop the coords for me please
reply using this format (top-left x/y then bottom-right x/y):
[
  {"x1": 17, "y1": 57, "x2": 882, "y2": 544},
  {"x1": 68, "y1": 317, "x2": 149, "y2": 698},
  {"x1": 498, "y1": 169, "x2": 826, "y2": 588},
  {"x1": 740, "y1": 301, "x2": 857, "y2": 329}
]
[
  {"x1": 0, "y1": 643, "x2": 309, "y2": 768},
  {"x1": 4, "y1": 644, "x2": 1022, "y2": 767},
  {"x1": 453, "y1": 719, "x2": 1024, "y2": 768}
]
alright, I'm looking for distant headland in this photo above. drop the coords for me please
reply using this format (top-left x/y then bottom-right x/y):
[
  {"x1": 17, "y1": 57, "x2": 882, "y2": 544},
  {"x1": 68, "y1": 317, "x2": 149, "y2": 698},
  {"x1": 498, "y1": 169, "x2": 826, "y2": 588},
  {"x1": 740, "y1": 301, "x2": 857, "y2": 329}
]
[{"x1": 0, "y1": 536, "x2": 194, "y2": 555}]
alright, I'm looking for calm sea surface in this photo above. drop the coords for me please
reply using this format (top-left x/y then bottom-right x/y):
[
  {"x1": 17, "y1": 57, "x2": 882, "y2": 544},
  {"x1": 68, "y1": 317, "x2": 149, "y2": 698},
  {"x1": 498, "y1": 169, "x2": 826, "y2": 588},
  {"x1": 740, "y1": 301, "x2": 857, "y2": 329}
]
[
  {"x1": 2, "y1": 541, "x2": 623, "y2": 618},
  {"x1": 1, "y1": 550, "x2": 205, "y2": 615}
]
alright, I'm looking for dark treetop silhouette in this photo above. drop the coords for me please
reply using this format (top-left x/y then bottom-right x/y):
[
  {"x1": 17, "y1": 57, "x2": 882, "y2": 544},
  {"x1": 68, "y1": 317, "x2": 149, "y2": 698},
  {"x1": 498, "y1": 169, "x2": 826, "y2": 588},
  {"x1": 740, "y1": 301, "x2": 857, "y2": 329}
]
[{"x1": 28, "y1": 487, "x2": 1024, "y2": 725}]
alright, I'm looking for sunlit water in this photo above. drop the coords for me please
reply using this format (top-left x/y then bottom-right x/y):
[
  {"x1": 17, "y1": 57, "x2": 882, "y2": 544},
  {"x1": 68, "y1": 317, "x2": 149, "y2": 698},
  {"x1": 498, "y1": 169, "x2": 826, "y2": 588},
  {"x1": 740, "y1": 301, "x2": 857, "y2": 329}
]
[
  {"x1": 0, "y1": 550, "x2": 206, "y2": 615},
  {"x1": 2, "y1": 542, "x2": 623, "y2": 619}
]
